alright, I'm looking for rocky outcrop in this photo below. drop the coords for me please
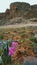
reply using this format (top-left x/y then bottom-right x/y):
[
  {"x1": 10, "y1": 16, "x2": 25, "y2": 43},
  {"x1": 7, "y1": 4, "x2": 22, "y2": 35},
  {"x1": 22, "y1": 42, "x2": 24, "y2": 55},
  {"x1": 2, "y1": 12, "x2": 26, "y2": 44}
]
[
  {"x1": 0, "y1": 2, "x2": 37, "y2": 25},
  {"x1": 9, "y1": 2, "x2": 31, "y2": 19},
  {"x1": 31, "y1": 5, "x2": 37, "y2": 10}
]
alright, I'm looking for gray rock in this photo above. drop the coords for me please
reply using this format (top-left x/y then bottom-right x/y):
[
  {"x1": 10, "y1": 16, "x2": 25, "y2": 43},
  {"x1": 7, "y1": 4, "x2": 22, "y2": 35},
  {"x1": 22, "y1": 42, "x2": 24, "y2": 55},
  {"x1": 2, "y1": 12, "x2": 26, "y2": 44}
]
[
  {"x1": 24, "y1": 61, "x2": 37, "y2": 65},
  {"x1": 24, "y1": 56, "x2": 37, "y2": 65}
]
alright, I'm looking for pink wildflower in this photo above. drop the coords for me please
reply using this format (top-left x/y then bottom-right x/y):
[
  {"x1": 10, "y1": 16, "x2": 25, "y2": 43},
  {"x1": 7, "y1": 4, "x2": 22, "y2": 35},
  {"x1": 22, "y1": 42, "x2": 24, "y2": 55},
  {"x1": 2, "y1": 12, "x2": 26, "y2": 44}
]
[
  {"x1": 12, "y1": 41, "x2": 18, "y2": 47},
  {"x1": 8, "y1": 41, "x2": 18, "y2": 56},
  {"x1": 8, "y1": 47, "x2": 16, "y2": 56}
]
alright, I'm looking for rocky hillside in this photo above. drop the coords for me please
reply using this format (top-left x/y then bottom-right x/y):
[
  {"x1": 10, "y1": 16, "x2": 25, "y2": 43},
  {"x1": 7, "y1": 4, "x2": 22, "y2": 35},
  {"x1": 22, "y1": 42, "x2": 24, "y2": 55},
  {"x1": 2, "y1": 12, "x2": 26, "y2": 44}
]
[{"x1": 0, "y1": 2, "x2": 37, "y2": 25}]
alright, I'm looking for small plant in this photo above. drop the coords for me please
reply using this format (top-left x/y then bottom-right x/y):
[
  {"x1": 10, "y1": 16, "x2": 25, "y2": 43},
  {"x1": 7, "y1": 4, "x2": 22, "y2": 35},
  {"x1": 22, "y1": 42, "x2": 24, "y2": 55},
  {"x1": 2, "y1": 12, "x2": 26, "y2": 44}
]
[
  {"x1": 1, "y1": 43, "x2": 10, "y2": 65},
  {"x1": 30, "y1": 36, "x2": 36, "y2": 41},
  {"x1": 0, "y1": 35, "x2": 4, "y2": 39},
  {"x1": 1, "y1": 41, "x2": 18, "y2": 65}
]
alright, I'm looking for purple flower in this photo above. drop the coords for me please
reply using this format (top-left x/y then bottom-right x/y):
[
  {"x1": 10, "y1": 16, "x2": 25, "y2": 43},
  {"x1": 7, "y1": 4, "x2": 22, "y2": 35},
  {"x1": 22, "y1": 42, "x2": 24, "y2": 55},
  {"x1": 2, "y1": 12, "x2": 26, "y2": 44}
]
[
  {"x1": 12, "y1": 41, "x2": 18, "y2": 47},
  {"x1": 8, "y1": 47, "x2": 16, "y2": 56},
  {"x1": 8, "y1": 50, "x2": 14, "y2": 56},
  {"x1": 8, "y1": 41, "x2": 18, "y2": 56}
]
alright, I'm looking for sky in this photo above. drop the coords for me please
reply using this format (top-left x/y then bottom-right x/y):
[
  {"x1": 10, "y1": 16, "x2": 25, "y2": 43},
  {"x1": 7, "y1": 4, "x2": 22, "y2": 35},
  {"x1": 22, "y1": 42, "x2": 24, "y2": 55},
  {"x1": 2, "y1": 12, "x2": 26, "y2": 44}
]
[{"x1": 0, "y1": 0, "x2": 37, "y2": 12}]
